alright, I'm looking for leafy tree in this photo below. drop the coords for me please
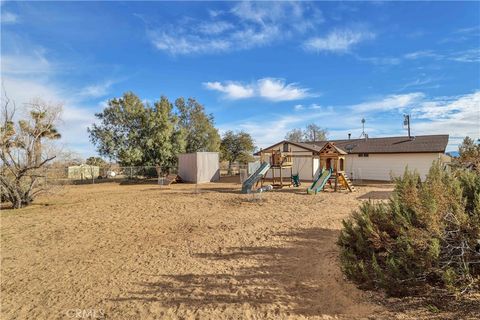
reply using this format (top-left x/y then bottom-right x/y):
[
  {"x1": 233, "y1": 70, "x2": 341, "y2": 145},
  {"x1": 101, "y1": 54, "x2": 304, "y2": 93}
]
[
  {"x1": 304, "y1": 123, "x2": 328, "y2": 141},
  {"x1": 85, "y1": 156, "x2": 106, "y2": 167},
  {"x1": 456, "y1": 136, "x2": 480, "y2": 171},
  {"x1": 175, "y1": 97, "x2": 220, "y2": 153},
  {"x1": 220, "y1": 131, "x2": 255, "y2": 174},
  {"x1": 1, "y1": 96, "x2": 62, "y2": 208},
  {"x1": 88, "y1": 92, "x2": 185, "y2": 173},
  {"x1": 285, "y1": 123, "x2": 328, "y2": 142},
  {"x1": 285, "y1": 128, "x2": 304, "y2": 142}
]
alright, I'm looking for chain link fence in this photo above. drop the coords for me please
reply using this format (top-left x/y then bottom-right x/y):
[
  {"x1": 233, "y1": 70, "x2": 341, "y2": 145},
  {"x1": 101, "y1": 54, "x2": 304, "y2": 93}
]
[
  {"x1": 37, "y1": 161, "x2": 249, "y2": 185},
  {"x1": 40, "y1": 165, "x2": 165, "y2": 185}
]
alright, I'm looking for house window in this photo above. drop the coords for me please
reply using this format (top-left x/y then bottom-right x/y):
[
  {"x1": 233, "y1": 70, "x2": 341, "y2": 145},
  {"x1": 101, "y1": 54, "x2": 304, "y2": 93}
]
[
  {"x1": 339, "y1": 158, "x2": 344, "y2": 171},
  {"x1": 283, "y1": 143, "x2": 289, "y2": 152},
  {"x1": 358, "y1": 153, "x2": 370, "y2": 157}
]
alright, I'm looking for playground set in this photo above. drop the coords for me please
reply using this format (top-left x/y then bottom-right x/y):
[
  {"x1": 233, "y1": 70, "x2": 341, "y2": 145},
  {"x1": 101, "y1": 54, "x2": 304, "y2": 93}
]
[{"x1": 241, "y1": 142, "x2": 355, "y2": 194}]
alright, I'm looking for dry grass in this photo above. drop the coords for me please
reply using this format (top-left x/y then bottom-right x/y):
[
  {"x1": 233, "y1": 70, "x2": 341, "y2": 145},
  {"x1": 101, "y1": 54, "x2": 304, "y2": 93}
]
[{"x1": 1, "y1": 178, "x2": 478, "y2": 319}]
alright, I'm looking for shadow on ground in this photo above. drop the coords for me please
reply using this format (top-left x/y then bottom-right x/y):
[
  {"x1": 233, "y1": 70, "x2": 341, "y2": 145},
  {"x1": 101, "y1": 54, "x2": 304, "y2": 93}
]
[
  {"x1": 357, "y1": 190, "x2": 392, "y2": 200},
  {"x1": 112, "y1": 228, "x2": 377, "y2": 317}
]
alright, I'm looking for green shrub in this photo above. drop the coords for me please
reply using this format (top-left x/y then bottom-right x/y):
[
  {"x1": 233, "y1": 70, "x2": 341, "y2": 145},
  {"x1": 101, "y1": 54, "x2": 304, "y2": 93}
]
[{"x1": 338, "y1": 162, "x2": 480, "y2": 296}]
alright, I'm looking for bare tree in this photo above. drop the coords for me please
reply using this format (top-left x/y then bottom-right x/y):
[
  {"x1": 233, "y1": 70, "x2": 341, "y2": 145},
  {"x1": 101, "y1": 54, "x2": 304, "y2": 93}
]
[{"x1": 0, "y1": 92, "x2": 62, "y2": 208}]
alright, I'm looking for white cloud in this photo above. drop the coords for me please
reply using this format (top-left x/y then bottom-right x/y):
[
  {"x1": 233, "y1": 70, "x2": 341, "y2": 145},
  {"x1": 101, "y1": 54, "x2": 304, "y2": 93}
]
[
  {"x1": 404, "y1": 50, "x2": 442, "y2": 60},
  {"x1": 257, "y1": 78, "x2": 311, "y2": 101},
  {"x1": 450, "y1": 49, "x2": 480, "y2": 63},
  {"x1": 1, "y1": 11, "x2": 18, "y2": 24},
  {"x1": 216, "y1": 90, "x2": 477, "y2": 151},
  {"x1": 203, "y1": 81, "x2": 254, "y2": 99},
  {"x1": 2, "y1": 75, "x2": 99, "y2": 156},
  {"x1": 303, "y1": 28, "x2": 375, "y2": 53},
  {"x1": 343, "y1": 91, "x2": 479, "y2": 151},
  {"x1": 351, "y1": 93, "x2": 425, "y2": 113},
  {"x1": 412, "y1": 91, "x2": 480, "y2": 120},
  {"x1": 398, "y1": 77, "x2": 440, "y2": 91},
  {"x1": 218, "y1": 113, "x2": 327, "y2": 148},
  {"x1": 310, "y1": 103, "x2": 322, "y2": 109},
  {"x1": 1, "y1": 53, "x2": 107, "y2": 157},
  {"x1": 148, "y1": 2, "x2": 323, "y2": 55},
  {"x1": 404, "y1": 49, "x2": 479, "y2": 63},
  {"x1": 1, "y1": 50, "x2": 52, "y2": 75},
  {"x1": 203, "y1": 78, "x2": 313, "y2": 101},
  {"x1": 355, "y1": 55, "x2": 402, "y2": 65},
  {"x1": 197, "y1": 21, "x2": 234, "y2": 35},
  {"x1": 79, "y1": 80, "x2": 116, "y2": 98},
  {"x1": 294, "y1": 104, "x2": 304, "y2": 111},
  {"x1": 410, "y1": 92, "x2": 480, "y2": 150},
  {"x1": 150, "y1": 32, "x2": 231, "y2": 55}
]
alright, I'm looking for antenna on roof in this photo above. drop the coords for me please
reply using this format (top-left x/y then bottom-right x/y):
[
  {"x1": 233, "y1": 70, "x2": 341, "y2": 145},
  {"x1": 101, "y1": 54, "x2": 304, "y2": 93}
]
[{"x1": 359, "y1": 118, "x2": 367, "y2": 139}]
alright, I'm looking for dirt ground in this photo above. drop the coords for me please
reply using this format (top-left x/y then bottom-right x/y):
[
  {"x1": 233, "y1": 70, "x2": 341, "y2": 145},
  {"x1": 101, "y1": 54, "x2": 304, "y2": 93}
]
[{"x1": 1, "y1": 178, "x2": 479, "y2": 319}]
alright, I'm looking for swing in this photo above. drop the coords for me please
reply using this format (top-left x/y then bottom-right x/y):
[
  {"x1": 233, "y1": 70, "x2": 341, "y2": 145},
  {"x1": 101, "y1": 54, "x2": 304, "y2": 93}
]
[
  {"x1": 291, "y1": 156, "x2": 310, "y2": 187},
  {"x1": 291, "y1": 174, "x2": 301, "y2": 187}
]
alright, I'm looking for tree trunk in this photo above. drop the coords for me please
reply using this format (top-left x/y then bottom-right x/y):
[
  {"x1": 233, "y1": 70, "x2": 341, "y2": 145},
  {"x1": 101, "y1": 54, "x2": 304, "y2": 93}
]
[
  {"x1": 34, "y1": 139, "x2": 42, "y2": 166},
  {"x1": 227, "y1": 161, "x2": 232, "y2": 176}
]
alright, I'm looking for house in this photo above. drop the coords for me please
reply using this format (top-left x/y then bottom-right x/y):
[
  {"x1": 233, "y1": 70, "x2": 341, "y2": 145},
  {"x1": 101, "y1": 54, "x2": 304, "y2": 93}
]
[{"x1": 255, "y1": 135, "x2": 450, "y2": 182}]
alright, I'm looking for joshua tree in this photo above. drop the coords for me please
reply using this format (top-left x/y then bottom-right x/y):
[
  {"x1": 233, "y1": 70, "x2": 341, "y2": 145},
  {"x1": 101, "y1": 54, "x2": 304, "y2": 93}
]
[{"x1": 0, "y1": 94, "x2": 62, "y2": 208}]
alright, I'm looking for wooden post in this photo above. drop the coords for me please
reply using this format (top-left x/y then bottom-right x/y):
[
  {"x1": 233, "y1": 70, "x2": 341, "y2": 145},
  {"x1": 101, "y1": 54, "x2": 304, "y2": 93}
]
[
  {"x1": 290, "y1": 166, "x2": 293, "y2": 187},
  {"x1": 280, "y1": 165, "x2": 283, "y2": 187},
  {"x1": 272, "y1": 167, "x2": 275, "y2": 186}
]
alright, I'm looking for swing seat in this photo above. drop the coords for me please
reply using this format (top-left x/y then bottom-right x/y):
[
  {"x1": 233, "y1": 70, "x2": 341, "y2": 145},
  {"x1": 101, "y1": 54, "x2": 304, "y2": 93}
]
[{"x1": 291, "y1": 174, "x2": 301, "y2": 187}]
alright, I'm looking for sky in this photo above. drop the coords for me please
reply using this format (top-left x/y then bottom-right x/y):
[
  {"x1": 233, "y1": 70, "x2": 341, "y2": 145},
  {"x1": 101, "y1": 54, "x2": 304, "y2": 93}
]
[{"x1": 1, "y1": 1, "x2": 479, "y2": 157}]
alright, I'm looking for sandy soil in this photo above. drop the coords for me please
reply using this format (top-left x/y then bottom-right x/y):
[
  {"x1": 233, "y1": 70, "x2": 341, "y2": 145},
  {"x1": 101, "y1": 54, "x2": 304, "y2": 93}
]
[{"x1": 1, "y1": 178, "x2": 478, "y2": 319}]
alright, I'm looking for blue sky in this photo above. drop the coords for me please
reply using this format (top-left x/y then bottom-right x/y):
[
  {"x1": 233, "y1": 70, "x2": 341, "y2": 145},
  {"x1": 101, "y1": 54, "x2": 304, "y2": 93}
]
[{"x1": 1, "y1": 1, "x2": 479, "y2": 157}]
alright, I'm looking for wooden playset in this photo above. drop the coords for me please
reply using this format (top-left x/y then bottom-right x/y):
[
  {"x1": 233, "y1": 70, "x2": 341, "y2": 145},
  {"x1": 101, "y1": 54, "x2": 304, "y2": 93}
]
[
  {"x1": 259, "y1": 149, "x2": 293, "y2": 188},
  {"x1": 314, "y1": 142, "x2": 355, "y2": 192},
  {"x1": 249, "y1": 142, "x2": 354, "y2": 193}
]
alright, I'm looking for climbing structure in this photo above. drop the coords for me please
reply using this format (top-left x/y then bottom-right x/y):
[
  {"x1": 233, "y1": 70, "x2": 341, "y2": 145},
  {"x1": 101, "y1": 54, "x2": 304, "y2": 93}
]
[
  {"x1": 311, "y1": 142, "x2": 355, "y2": 193},
  {"x1": 258, "y1": 149, "x2": 293, "y2": 188}
]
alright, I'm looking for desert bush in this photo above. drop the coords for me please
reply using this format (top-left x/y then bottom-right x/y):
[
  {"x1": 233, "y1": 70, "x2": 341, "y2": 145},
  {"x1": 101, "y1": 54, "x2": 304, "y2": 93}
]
[{"x1": 338, "y1": 162, "x2": 480, "y2": 296}]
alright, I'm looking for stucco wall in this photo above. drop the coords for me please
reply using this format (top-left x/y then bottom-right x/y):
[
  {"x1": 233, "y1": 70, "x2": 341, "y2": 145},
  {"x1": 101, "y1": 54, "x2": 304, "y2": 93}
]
[
  {"x1": 265, "y1": 156, "x2": 313, "y2": 181},
  {"x1": 345, "y1": 153, "x2": 444, "y2": 181},
  {"x1": 262, "y1": 142, "x2": 316, "y2": 181}
]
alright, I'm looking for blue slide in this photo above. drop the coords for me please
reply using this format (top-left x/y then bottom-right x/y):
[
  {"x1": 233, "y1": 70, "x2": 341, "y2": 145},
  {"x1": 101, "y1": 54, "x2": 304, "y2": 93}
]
[
  {"x1": 241, "y1": 162, "x2": 271, "y2": 194},
  {"x1": 307, "y1": 168, "x2": 332, "y2": 194}
]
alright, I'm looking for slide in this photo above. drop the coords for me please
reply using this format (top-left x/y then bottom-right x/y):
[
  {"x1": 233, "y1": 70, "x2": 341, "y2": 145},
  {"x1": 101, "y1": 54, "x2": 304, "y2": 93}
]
[
  {"x1": 307, "y1": 168, "x2": 332, "y2": 194},
  {"x1": 241, "y1": 162, "x2": 271, "y2": 194}
]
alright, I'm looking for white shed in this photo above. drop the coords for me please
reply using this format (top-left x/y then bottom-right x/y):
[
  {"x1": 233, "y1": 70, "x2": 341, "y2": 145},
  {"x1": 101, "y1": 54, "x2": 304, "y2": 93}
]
[{"x1": 178, "y1": 152, "x2": 220, "y2": 183}]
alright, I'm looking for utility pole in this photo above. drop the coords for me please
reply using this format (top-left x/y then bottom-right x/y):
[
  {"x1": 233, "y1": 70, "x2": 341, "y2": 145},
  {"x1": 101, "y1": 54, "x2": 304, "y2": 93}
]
[{"x1": 403, "y1": 114, "x2": 411, "y2": 138}]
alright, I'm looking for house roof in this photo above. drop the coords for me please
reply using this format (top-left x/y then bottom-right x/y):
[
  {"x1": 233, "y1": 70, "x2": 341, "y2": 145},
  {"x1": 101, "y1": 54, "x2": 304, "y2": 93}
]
[
  {"x1": 256, "y1": 135, "x2": 449, "y2": 155},
  {"x1": 319, "y1": 142, "x2": 348, "y2": 155},
  {"x1": 256, "y1": 140, "x2": 322, "y2": 154},
  {"x1": 317, "y1": 135, "x2": 449, "y2": 154}
]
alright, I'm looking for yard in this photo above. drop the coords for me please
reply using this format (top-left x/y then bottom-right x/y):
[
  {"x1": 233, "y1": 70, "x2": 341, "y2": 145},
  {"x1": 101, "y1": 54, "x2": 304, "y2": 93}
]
[{"x1": 1, "y1": 179, "x2": 478, "y2": 319}]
